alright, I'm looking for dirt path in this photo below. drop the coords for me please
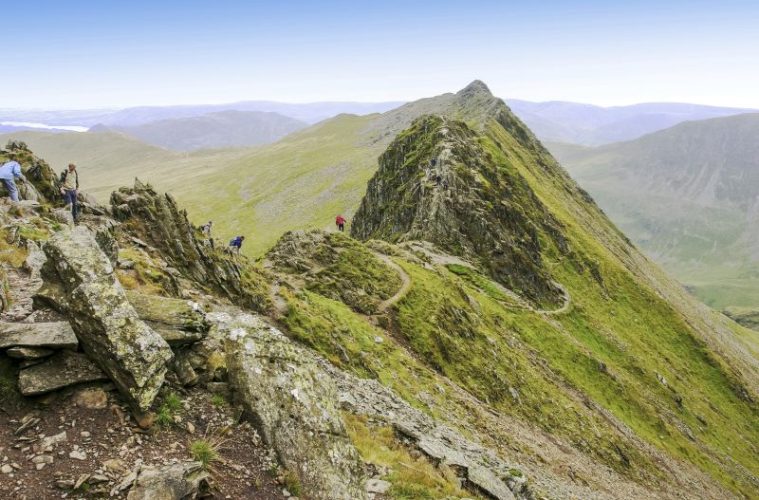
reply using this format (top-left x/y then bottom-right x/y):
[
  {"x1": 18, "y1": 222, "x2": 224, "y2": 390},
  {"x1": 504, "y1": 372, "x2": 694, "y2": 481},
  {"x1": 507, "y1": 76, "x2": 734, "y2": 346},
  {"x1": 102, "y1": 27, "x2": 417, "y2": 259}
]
[{"x1": 374, "y1": 253, "x2": 412, "y2": 312}]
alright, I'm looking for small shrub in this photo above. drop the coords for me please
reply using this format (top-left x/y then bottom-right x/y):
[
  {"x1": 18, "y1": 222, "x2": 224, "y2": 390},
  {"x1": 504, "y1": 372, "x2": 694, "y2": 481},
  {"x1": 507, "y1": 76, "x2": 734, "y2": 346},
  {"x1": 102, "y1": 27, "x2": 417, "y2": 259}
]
[
  {"x1": 156, "y1": 391, "x2": 182, "y2": 427},
  {"x1": 190, "y1": 439, "x2": 220, "y2": 469},
  {"x1": 211, "y1": 394, "x2": 226, "y2": 407}
]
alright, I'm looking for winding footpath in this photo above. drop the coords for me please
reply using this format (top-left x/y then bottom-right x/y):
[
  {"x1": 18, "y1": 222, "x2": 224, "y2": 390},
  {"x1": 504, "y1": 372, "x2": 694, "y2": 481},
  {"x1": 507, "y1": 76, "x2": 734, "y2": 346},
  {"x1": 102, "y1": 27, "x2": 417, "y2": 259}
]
[{"x1": 373, "y1": 253, "x2": 412, "y2": 312}]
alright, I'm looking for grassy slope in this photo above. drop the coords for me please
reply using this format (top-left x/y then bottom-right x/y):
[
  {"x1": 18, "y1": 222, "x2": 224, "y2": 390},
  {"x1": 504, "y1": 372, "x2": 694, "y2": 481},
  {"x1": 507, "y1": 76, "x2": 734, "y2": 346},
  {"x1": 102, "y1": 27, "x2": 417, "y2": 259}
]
[
  {"x1": 275, "y1": 107, "x2": 759, "y2": 497},
  {"x1": 548, "y1": 113, "x2": 759, "y2": 310}
]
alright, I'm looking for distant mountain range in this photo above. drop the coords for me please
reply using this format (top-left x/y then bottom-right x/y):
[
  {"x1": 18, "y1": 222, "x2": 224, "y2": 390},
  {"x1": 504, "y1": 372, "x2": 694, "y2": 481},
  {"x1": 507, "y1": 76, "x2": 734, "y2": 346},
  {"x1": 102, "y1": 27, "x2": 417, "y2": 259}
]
[
  {"x1": 92, "y1": 111, "x2": 308, "y2": 151},
  {"x1": 3, "y1": 98, "x2": 756, "y2": 149},
  {"x1": 509, "y1": 100, "x2": 757, "y2": 145},
  {"x1": 550, "y1": 112, "x2": 759, "y2": 309}
]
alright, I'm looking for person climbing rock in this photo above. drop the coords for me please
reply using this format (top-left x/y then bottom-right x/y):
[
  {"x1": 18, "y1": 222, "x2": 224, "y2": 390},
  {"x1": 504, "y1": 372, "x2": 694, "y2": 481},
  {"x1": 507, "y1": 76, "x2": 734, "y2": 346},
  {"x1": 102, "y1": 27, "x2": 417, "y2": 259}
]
[
  {"x1": 335, "y1": 215, "x2": 346, "y2": 232},
  {"x1": 229, "y1": 235, "x2": 245, "y2": 254},
  {"x1": 0, "y1": 160, "x2": 26, "y2": 202},
  {"x1": 60, "y1": 163, "x2": 80, "y2": 222},
  {"x1": 200, "y1": 221, "x2": 214, "y2": 247}
]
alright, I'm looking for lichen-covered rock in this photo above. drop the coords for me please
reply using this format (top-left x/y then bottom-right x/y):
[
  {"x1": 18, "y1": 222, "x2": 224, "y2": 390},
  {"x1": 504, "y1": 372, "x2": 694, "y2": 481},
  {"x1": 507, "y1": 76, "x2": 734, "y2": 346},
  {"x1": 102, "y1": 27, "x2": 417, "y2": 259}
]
[
  {"x1": 126, "y1": 461, "x2": 209, "y2": 500},
  {"x1": 0, "y1": 321, "x2": 78, "y2": 349},
  {"x1": 43, "y1": 226, "x2": 173, "y2": 411},
  {"x1": 18, "y1": 350, "x2": 107, "y2": 396},
  {"x1": 219, "y1": 312, "x2": 366, "y2": 499},
  {"x1": 125, "y1": 290, "x2": 209, "y2": 346}
]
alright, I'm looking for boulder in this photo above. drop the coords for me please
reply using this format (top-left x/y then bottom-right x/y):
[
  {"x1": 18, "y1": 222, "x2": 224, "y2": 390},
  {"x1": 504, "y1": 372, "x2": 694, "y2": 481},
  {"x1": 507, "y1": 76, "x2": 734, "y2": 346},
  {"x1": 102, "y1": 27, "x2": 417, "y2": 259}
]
[
  {"x1": 125, "y1": 291, "x2": 209, "y2": 346},
  {"x1": 0, "y1": 321, "x2": 78, "y2": 350},
  {"x1": 43, "y1": 226, "x2": 173, "y2": 411},
  {"x1": 18, "y1": 351, "x2": 107, "y2": 396},
  {"x1": 220, "y1": 312, "x2": 366, "y2": 499},
  {"x1": 52, "y1": 207, "x2": 74, "y2": 226},
  {"x1": 126, "y1": 461, "x2": 208, "y2": 500}
]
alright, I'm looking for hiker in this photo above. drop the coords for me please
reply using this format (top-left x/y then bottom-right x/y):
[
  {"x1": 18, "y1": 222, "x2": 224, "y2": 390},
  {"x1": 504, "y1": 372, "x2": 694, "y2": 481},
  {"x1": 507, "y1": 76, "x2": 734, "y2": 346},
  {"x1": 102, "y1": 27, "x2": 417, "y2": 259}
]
[
  {"x1": 229, "y1": 235, "x2": 245, "y2": 254},
  {"x1": 60, "y1": 163, "x2": 79, "y2": 222},
  {"x1": 200, "y1": 221, "x2": 214, "y2": 247},
  {"x1": 0, "y1": 160, "x2": 25, "y2": 202},
  {"x1": 335, "y1": 215, "x2": 346, "y2": 232},
  {"x1": 201, "y1": 221, "x2": 213, "y2": 238}
]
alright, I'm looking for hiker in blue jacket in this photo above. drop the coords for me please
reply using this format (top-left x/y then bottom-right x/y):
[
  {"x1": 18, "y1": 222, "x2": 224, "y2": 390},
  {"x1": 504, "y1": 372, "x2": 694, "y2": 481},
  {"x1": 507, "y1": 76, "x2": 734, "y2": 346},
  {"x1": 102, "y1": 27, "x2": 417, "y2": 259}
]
[
  {"x1": 229, "y1": 235, "x2": 245, "y2": 255},
  {"x1": 0, "y1": 160, "x2": 26, "y2": 202}
]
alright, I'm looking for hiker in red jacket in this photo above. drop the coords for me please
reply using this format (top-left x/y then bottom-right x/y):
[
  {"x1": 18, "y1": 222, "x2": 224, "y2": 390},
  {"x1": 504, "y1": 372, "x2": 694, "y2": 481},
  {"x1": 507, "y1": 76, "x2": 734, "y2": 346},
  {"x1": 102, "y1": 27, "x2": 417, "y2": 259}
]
[{"x1": 335, "y1": 215, "x2": 346, "y2": 232}]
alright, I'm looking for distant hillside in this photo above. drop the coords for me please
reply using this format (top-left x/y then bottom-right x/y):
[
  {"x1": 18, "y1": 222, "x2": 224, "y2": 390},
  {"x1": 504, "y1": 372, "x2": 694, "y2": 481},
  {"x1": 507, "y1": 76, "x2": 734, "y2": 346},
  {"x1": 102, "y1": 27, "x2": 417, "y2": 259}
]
[
  {"x1": 508, "y1": 99, "x2": 756, "y2": 145},
  {"x1": 0, "y1": 130, "x2": 252, "y2": 203},
  {"x1": 95, "y1": 110, "x2": 307, "y2": 151},
  {"x1": 550, "y1": 112, "x2": 759, "y2": 309}
]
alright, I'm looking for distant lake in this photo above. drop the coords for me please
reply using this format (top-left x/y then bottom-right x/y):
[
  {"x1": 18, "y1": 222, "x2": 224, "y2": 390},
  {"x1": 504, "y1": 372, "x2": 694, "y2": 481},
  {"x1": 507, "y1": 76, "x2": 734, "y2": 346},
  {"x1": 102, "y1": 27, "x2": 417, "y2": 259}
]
[{"x1": 0, "y1": 121, "x2": 88, "y2": 132}]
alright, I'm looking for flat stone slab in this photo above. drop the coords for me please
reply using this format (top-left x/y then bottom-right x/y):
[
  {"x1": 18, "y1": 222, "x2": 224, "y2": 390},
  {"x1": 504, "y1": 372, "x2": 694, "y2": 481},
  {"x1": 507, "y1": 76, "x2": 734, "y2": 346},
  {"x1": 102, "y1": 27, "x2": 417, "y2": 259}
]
[
  {"x1": 6, "y1": 346, "x2": 54, "y2": 360},
  {"x1": 19, "y1": 350, "x2": 107, "y2": 396},
  {"x1": 0, "y1": 321, "x2": 78, "y2": 350}
]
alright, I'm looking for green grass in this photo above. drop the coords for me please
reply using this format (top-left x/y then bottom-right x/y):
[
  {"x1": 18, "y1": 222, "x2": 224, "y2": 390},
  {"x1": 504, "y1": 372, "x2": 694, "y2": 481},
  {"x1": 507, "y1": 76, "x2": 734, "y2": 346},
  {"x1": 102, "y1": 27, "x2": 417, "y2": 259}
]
[
  {"x1": 190, "y1": 439, "x2": 220, "y2": 469},
  {"x1": 156, "y1": 391, "x2": 183, "y2": 427},
  {"x1": 344, "y1": 413, "x2": 476, "y2": 499},
  {"x1": 281, "y1": 470, "x2": 302, "y2": 497}
]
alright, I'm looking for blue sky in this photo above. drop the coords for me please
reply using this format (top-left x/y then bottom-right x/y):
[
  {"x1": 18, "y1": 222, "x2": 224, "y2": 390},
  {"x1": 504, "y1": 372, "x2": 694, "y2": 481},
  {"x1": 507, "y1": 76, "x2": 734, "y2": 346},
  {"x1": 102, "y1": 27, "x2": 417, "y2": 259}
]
[{"x1": 2, "y1": 0, "x2": 758, "y2": 108}]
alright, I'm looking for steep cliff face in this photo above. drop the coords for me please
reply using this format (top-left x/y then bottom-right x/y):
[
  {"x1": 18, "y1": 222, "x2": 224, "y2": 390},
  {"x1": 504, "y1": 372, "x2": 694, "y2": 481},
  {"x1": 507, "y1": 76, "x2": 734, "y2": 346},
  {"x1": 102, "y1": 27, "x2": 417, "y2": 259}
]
[{"x1": 352, "y1": 113, "x2": 568, "y2": 307}]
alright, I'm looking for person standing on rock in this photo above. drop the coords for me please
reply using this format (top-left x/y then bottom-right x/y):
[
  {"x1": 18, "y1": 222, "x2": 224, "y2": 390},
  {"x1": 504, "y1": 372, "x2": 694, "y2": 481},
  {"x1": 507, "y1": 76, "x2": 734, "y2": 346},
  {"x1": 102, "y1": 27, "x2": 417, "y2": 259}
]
[
  {"x1": 60, "y1": 163, "x2": 80, "y2": 222},
  {"x1": 0, "y1": 160, "x2": 26, "y2": 202},
  {"x1": 335, "y1": 214, "x2": 346, "y2": 232},
  {"x1": 229, "y1": 235, "x2": 245, "y2": 255}
]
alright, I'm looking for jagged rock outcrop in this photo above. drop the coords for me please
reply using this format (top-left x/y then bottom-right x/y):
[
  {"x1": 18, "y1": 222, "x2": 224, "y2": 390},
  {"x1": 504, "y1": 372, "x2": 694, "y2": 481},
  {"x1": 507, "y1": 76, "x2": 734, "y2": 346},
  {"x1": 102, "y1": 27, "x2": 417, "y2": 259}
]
[
  {"x1": 110, "y1": 181, "x2": 269, "y2": 311},
  {"x1": 351, "y1": 114, "x2": 567, "y2": 306},
  {"x1": 43, "y1": 226, "x2": 173, "y2": 411},
  {"x1": 1, "y1": 141, "x2": 61, "y2": 203},
  {"x1": 219, "y1": 312, "x2": 367, "y2": 499}
]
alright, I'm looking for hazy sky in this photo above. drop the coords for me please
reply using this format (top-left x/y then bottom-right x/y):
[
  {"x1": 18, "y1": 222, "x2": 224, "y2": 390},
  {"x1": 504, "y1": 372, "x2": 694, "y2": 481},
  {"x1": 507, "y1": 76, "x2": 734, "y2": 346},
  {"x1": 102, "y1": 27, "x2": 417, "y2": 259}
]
[{"x1": 3, "y1": 0, "x2": 758, "y2": 109}]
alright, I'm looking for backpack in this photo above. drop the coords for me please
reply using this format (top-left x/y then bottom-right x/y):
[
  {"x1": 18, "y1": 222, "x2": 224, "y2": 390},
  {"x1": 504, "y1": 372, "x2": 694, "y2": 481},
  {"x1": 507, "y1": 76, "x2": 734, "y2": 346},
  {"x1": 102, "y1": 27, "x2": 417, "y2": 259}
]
[{"x1": 59, "y1": 169, "x2": 79, "y2": 188}]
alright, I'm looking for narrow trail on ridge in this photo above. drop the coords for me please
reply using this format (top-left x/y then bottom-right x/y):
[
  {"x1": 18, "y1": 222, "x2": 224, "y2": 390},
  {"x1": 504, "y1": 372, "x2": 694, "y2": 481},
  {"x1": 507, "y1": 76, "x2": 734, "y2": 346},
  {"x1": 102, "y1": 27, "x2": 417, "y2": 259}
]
[
  {"x1": 374, "y1": 252, "x2": 412, "y2": 312},
  {"x1": 400, "y1": 240, "x2": 571, "y2": 315}
]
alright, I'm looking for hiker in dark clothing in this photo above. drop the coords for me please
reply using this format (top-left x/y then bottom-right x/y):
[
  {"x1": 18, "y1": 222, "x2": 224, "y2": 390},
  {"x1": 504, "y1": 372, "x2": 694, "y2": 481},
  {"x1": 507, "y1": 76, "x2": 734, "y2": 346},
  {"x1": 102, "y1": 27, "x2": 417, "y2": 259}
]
[
  {"x1": 335, "y1": 215, "x2": 346, "y2": 232},
  {"x1": 60, "y1": 163, "x2": 79, "y2": 222},
  {"x1": 229, "y1": 235, "x2": 245, "y2": 254}
]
